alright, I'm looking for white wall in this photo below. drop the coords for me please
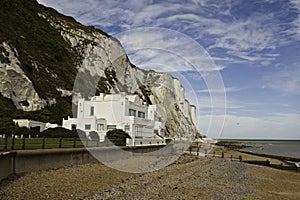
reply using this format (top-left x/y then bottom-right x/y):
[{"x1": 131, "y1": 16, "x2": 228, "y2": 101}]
[
  {"x1": 126, "y1": 138, "x2": 166, "y2": 146},
  {"x1": 13, "y1": 119, "x2": 47, "y2": 132}
]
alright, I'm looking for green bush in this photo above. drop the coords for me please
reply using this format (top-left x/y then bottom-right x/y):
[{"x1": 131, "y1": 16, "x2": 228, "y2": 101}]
[
  {"x1": 106, "y1": 129, "x2": 131, "y2": 146},
  {"x1": 39, "y1": 127, "x2": 79, "y2": 138},
  {"x1": 89, "y1": 131, "x2": 99, "y2": 141},
  {"x1": 14, "y1": 127, "x2": 30, "y2": 138},
  {"x1": 0, "y1": 118, "x2": 32, "y2": 137},
  {"x1": 77, "y1": 129, "x2": 87, "y2": 140}
]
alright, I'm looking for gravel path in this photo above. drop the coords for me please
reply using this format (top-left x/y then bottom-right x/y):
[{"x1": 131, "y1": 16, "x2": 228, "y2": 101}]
[{"x1": 0, "y1": 154, "x2": 299, "y2": 200}]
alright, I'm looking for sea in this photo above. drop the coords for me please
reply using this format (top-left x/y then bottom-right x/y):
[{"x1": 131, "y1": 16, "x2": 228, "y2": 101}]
[{"x1": 219, "y1": 139, "x2": 300, "y2": 160}]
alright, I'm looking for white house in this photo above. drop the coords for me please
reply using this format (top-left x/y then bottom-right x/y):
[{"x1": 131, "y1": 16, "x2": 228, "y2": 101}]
[
  {"x1": 62, "y1": 93, "x2": 164, "y2": 145},
  {"x1": 13, "y1": 119, "x2": 58, "y2": 132},
  {"x1": 12, "y1": 119, "x2": 58, "y2": 138}
]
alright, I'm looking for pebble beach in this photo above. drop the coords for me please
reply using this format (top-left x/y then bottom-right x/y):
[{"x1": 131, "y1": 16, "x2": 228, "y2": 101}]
[{"x1": 0, "y1": 152, "x2": 299, "y2": 200}]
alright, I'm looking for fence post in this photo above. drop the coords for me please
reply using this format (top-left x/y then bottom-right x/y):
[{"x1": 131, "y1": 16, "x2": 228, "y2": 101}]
[
  {"x1": 221, "y1": 152, "x2": 224, "y2": 158},
  {"x1": 3, "y1": 134, "x2": 8, "y2": 150},
  {"x1": 230, "y1": 155, "x2": 233, "y2": 161},
  {"x1": 85, "y1": 138, "x2": 88, "y2": 147},
  {"x1": 22, "y1": 137, "x2": 26, "y2": 150},
  {"x1": 59, "y1": 137, "x2": 62, "y2": 148},
  {"x1": 96, "y1": 139, "x2": 99, "y2": 147},
  {"x1": 189, "y1": 146, "x2": 192, "y2": 154},
  {"x1": 213, "y1": 152, "x2": 215, "y2": 157},
  {"x1": 11, "y1": 135, "x2": 15, "y2": 150},
  {"x1": 73, "y1": 137, "x2": 76, "y2": 148},
  {"x1": 42, "y1": 137, "x2": 45, "y2": 149},
  {"x1": 197, "y1": 147, "x2": 199, "y2": 156},
  {"x1": 239, "y1": 155, "x2": 242, "y2": 162},
  {"x1": 105, "y1": 137, "x2": 108, "y2": 147}
]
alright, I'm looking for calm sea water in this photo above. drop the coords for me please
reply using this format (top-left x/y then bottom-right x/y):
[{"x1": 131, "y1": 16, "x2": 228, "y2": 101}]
[{"x1": 221, "y1": 140, "x2": 300, "y2": 159}]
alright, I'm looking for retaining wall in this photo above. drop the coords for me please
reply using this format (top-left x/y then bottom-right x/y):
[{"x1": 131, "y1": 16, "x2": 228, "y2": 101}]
[
  {"x1": 0, "y1": 152, "x2": 16, "y2": 181},
  {"x1": 0, "y1": 144, "x2": 173, "y2": 181}
]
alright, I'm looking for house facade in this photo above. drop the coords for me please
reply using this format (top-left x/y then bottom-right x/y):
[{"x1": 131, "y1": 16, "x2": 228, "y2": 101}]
[{"x1": 62, "y1": 93, "x2": 163, "y2": 143}]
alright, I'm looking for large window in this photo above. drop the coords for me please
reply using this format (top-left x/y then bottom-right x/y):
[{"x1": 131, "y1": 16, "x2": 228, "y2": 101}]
[
  {"x1": 85, "y1": 124, "x2": 91, "y2": 130},
  {"x1": 107, "y1": 125, "x2": 117, "y2": 131},
  {"x1": 128, "y1": 109, "x2": 136, "y2": 116},
  {"x1": 138, "y1": 111, "x2": 145, "y2": 118},
  {"x1": 90, "y1": 106, "x2": 94, "y2": 116}
]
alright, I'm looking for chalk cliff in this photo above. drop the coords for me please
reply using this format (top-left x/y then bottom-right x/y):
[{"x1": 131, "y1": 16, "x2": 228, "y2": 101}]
[{"x1": 0, "y1": 0, "x2": 198, "y2": 137}]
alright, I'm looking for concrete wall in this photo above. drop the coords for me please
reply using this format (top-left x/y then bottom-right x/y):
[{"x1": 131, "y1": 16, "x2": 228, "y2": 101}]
[
  {"x1": 0, "y1": 152, "x2": 16, "y2": 181},
  {"x1": 0, "y1": 145, "x2": 174, "y2": 182},
  {"x1": 14, "y1": 148, "x2": 96, "y2": 174}
]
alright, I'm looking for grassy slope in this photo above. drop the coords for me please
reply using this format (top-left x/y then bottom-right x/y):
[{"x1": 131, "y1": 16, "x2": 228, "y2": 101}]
[{"x1": 0, "y1": 0, "x2": 101, "y2": 128}]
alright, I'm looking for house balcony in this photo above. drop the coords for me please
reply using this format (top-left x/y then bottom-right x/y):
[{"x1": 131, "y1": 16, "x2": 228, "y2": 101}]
[{"x1": 125, "y1": 116, "x2": 154, "y2": 127}]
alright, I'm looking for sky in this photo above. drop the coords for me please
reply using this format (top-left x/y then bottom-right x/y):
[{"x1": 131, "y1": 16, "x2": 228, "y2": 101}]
[{"x1": 37, "y1": 0, "x2": 300, "y2": 140}]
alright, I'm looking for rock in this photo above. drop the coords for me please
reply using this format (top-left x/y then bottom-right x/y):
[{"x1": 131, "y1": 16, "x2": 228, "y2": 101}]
[{"x1": 0, "y1": 42, "x2": 47, "y2": 111}]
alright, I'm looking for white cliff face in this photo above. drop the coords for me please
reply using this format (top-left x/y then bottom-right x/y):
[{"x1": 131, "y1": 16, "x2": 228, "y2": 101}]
[
  {"x1": 42, "y1": 12, "x2": 198, "y2": 137},
  {"x1": 0, "y1": 10, "x2": 198, "y2": 137},
  {"x1": 0, "y1": 42, "x2": 48, "y2": 111},
  {"x1": 144, "y1": 72, "x2": 198, "y2": 137}
]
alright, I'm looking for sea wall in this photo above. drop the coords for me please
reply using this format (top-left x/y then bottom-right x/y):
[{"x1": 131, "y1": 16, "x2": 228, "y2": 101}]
[
  {"x1": 0, "y1": 145, "x2": 173, "y2": 181},
  {"x1": 0, "y1": 152, "x2": 16, "y2": 181}
]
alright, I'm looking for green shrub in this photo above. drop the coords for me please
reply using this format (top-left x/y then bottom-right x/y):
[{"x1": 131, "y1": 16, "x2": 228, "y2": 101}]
[
  {"x1": 39, "y1": 127, "x2": 79, "y2": 138},
  {"x1": 106, "y1": 129, "x2": 131, "y2": 146},
  {"x1": 77, "y1": 129, "x2": 87, "y2": 140},
  {"x1": 89, "y1": 131, "x2": 99, "y2": 141},
  {"x1": 13, "y1": 127, "x2": 30, "y2": 138}
]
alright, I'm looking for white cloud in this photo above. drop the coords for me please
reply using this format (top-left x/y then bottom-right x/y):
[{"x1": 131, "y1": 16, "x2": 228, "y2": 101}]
[
  {"x1": 199, "y1": 113, "x2": 300, "y2": 139},
  {"x1": 116, "y1": 28, "x2": 223, "y2": 72},
  {"x1": 262, "y1": 65, "x2": 300, "y2": 96},
  {"x1": 289, "y1": 0, "x2": 300, "y2": 40},
  {"x1": 37, "y1": 0, "x2": 294, "y2": 66},
  {"x1": 206, "y1": 14, "x2": 280, "y2": 64},
  {"x1": 196, "y1": 86, "x2": 244, "y2": 94}
]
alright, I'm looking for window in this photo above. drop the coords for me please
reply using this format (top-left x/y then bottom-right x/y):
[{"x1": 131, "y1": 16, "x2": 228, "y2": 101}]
[
  {"x1": 85, "y1": 124, "x2": 91, "y2": 130},
  {"x1": 128, "y1": 109, "x2": 136, "y2": 116},
  {"x1": 135, "y1": 126, "x2": 142, "y2": 137},
  {"x1": 107, "y1": 125, "x2": 117, "y2": 131},
  {"x1": 90, "y1": 106, "x2": 94, "y2": 116},
  {"x1": 138, "y1": 111, "x2": 145, "y2": 118},
  {"x1": 97, "y1": 124, "x2": 105, "y2": 131},
  {"x1": 124, "y1": 125, "x2": 130, "y2": 132}
]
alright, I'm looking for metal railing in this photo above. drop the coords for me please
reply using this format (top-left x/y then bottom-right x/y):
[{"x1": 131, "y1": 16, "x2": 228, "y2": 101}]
[{"x1": 0, "y1": 136, "x2": 125, "y2": 151}]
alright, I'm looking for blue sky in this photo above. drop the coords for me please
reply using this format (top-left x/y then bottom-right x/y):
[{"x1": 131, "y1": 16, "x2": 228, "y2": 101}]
[{"x1": 38, "y1": 0, "x2": 300, "y2": 139}]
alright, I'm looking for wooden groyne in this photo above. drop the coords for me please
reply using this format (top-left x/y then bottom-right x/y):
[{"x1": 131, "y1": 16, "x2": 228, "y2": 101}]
[{"x1": 186, "y1": 146, "x2": 300, "y2": 172}]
